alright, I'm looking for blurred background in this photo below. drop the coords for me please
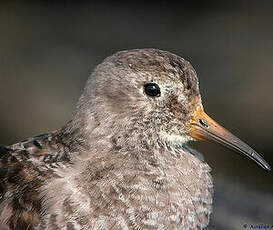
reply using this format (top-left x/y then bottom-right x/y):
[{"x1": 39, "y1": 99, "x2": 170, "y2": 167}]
[{"x1": 0, "y1": 1, "x2": 273, "y2": 229}]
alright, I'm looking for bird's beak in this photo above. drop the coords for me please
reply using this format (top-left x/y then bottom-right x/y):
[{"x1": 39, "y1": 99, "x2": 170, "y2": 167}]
[{"x1": 187, "y1": 107, "x2": 271, "y2": 171}]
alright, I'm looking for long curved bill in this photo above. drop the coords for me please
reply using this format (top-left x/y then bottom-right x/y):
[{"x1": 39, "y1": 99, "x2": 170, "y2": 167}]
[{"x1": 187, "y1": 107, "x2": 271, "y2": 171}]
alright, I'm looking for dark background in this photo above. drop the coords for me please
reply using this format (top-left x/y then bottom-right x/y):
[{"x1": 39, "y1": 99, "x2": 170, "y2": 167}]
[{"x1": 0, "y1": 1, "x2": 273, "y2": 229}]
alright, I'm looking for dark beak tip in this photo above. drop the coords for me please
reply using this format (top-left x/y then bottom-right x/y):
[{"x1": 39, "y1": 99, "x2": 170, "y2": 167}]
[
  {"x1": 264, "y1": 164, "x2": 272, "y2": 172},
  {"x1": 260, "y1": 160, "x2": 272, "y2": 171}
]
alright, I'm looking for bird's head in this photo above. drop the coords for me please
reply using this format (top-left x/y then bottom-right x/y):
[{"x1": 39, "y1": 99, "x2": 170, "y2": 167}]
[{"x1": 74, "y1": 48, "x2": 270, "y2": 171}]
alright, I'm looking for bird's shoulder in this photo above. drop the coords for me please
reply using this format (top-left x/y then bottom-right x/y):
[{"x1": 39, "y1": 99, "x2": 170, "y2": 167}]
[
  {"x1": 0, "y1": 132, "x2": 72, "y2": 229},
  {"x1": 1, "y1": 131, "x2": 73, "y2": 169}
]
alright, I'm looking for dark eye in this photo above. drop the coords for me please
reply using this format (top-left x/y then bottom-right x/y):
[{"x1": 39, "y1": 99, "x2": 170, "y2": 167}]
[{"x1": 144, "y1": 83, "x2": 161, "y2": 97}]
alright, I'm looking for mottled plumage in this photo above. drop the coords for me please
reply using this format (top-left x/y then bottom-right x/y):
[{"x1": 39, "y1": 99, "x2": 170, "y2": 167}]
[{"x1": 0, "y1": 49, "x2": 269, "y2": 230}]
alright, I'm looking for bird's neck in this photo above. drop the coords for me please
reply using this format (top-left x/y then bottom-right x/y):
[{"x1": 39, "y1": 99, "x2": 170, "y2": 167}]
[
  {"x1": 60, "y1": 111, "x2": 191, "y2": 165},
  {"x1": 61, "y1": 113, "x2": 156, "y2": 153}
]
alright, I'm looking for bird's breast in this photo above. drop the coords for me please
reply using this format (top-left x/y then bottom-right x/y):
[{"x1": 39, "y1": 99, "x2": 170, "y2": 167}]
[{"x1": 40, "y1": 148, "x2": 213, "y2": 230}]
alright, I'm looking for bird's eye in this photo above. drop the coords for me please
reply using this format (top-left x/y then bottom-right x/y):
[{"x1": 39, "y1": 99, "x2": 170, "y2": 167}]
[{"x1": 144, "y1": 83, "x2": 161, "y2": 97}]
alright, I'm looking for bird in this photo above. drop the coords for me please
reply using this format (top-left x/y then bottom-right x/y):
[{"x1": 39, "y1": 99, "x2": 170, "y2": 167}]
[{"x1": 0, "y1": 48, "x2": 270, "y2": 230}]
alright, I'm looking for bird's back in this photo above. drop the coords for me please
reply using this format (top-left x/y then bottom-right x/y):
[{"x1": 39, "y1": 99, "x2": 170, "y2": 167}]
[{"x1": 0, "y1": 132, "x2": 71, "y2": 229}]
